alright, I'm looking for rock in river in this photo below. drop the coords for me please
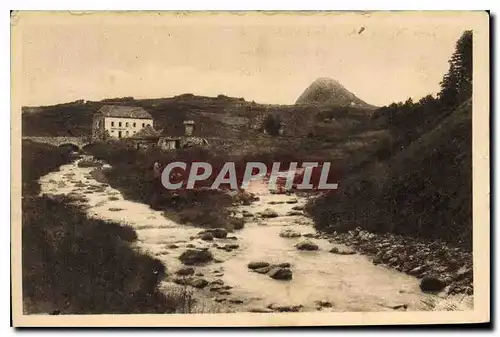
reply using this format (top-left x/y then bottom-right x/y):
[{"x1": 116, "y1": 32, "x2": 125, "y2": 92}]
[
  {"x1": 253, "y1": 266, "x2": 272, "y2": 274},
  {"x1": 279, "y1": 229, "x2": 301, "y2": 238},
  {"x1": 260, "y1": 209, "x2": 279, "y2": 218},
  {"x1": 190, "y1": 278, "x2": 209, "y2": 289},
  {"x1": 200, "y1": 232, "x2": 214, "y2": 241},
  {"x1": 211, "y1": 228, "x2": 228, "y2": 239},
  {"x1": 329, "y1": 247, "x2": 356, "y2": 255},
  {"x1": 268, "y1": 267, "x2": 293, "y2": 280},
  {"x1": 247, "y1": 261, "x2": 270, "y2": 270},
  {"x1": 296, "y1": 240, "x2": 319, "y2": 251},
  {"x1": 178, "y1": 249, "x2": 214, "y2": 265},
  {"x1": 420, "y1": 276, "x2": 447, "y2": 292},
  {"x1": 199, "y1": 228, "x2": 228, "y2": 239},
  {"x1": 176, "y1": 267, "x2": 195, "y2": 276}
]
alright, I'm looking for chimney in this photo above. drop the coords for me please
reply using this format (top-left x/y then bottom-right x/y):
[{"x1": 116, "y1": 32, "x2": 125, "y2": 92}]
[{"x1": 183, "y1": 120, "x2": 194, "y2": 136}]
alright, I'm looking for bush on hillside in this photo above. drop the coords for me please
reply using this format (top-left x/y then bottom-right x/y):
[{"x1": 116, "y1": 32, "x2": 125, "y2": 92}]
[{"x1": 308, "y1": 100, "x2": 472, "y2": 249}]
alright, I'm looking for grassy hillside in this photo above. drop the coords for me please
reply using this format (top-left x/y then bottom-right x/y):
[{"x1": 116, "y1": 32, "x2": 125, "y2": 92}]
[
  {"x1": 22, "y1": 95, "x2": 311, "y2": 137},
  {"x1": 308, "y1": 99, "x2": 472, "y2": 249},
  {"x1": 21, "y1": 94, "x2": 375, "y2": 146}
]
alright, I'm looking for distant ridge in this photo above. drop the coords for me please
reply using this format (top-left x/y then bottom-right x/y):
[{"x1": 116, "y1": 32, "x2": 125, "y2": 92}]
[{"x1": 296, "y1": 77, "x2": 377, "y2": 109}]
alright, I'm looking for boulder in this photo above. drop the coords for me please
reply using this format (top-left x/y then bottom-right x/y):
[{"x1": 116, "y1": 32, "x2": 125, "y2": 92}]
[
  {"x1": 329, "y1": 247, "x2": 340, "y2": 254},
  {"x1": 277, "y1": 262, "x2": 291, "y2": 268},
  {"x1": 286, "y1": 211, "x2": 303, "y2": 216},
  {"x1": 200, "y1": 232, "x2": 214, "y2": 241},
  {"x1": 247, "y1": 261, "x2": 270, "y2": 270},
  {"x1": 225, "y1": 244, "x2": 240, "y2": 249},
  {"x1": 228, "y1": 298, "x2": 244, "y2": 304},
  {"x1": 296, "y1": 240, "x2": 319, "y2": 251},
  {"x1": 176, "y1": 267, "x2": 195, "y2": 276},
  {"x1": 210, "y1": 228, "x2": 228, "y2": 239},
  {"x1": 209, "y1": 285, "x2": 224, "y2": 292},
  {"x1": 189, "y1": 278, "x2": 209, "y2": 289},
  {"x1": 268, "y1": 267, "x2": 293, "y2": 280},
  {"x1": 329, "y1": 247, "x2": 356, "y2": 255},
  {"x1": 178, "y1": 249, "x2": 214, "y2": 265},
  {"x1": 279, "y1": 229, "x2": 302, "y2": 238},
  {"x1": 291, "y1": 205, "x2": 304, "y2": 211},
  {"x1": 303, "y1": 233, "x2": 314, "y2": 238},
  {"x1": 286, "y1": 199, "x2": 298, "y2": 204},
  {"x1": 253, "y1": 266, "x2": 272, "y2": 274},
  {"x1": 420, "y1": 276, "x2": 447, "y2": 292},
  {"x1": 260, "y1": 209, "x2": 279, "y2": 218}
]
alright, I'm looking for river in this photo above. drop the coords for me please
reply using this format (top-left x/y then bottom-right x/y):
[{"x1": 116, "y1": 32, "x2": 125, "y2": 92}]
[{"x1": 38, "y1": 155, "x2": 473, "y2": 313}]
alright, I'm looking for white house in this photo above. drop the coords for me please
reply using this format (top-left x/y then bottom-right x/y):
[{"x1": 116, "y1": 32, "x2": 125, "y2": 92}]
[{"x1": 91, "y1": 105, "x2": 154, "y2": 140}]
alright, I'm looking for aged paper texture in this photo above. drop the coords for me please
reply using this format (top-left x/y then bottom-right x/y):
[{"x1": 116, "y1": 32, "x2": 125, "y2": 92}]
[{"x1": 11, "y1": 10, "x2": 489, "y2": 327}]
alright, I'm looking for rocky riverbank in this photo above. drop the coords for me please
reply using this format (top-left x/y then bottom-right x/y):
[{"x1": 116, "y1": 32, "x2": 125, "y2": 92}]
[{"x1": 319, "y1": 228, "x2": 473, "y2": 296}]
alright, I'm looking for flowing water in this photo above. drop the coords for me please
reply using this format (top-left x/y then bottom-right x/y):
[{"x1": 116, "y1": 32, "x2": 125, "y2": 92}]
[{"x1": 38, "y1": 156, "x2": 473, "y2": 313}]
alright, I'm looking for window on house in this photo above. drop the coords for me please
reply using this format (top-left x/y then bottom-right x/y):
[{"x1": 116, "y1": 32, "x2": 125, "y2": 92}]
[
  {"x1": 126, "y1": 122, "x2": 129, "y2": 127},
  {"x1": 111, "y1": 121, "x2": 114, "y2": 127},
  {"x1": 126, "y1": 131, "x2": 129, "y2": 136},
  {"x1": 119, "y1": 122, "x2": 122, "y2": 127},
  {"x1": 133, "y1": 122, "x2": 136, "y2": 127},
  {"x1": 142, "y1": 123, "x2": 145, "y2": 127}
]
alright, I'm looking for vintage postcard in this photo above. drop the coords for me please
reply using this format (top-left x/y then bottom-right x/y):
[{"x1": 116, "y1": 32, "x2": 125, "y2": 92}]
[{"x1": 11, "y1": 10, "x2": 490, "y2": 327}]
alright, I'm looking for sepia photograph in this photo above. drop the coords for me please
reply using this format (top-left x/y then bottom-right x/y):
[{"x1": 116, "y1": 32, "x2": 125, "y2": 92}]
[{"x1": 11, "y1": 10, "x2": 490, "y2": 327}]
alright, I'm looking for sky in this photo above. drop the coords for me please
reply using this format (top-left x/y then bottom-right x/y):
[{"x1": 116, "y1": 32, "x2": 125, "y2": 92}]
[{"x1": 17, "y1": 12, "x2": 475, "y2": 107}]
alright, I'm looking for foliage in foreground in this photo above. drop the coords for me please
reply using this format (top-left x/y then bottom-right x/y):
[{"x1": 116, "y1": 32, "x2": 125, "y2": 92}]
[{"x1": 21, "y1": 140, "x2": 175, "y2": 314}]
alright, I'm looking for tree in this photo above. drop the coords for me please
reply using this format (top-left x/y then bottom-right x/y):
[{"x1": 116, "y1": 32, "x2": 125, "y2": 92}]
[
  {"x1": 438, "y1": 30, "x2": 473, "y2": 107},
  {"x1": 418, "y1": 94, "x2": 436, "y2": 107}
]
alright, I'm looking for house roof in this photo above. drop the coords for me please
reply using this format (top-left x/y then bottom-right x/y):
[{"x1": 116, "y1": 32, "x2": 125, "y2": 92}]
[{"x1": 98, "y1": 105, "x2": 152, "y2": 119}]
